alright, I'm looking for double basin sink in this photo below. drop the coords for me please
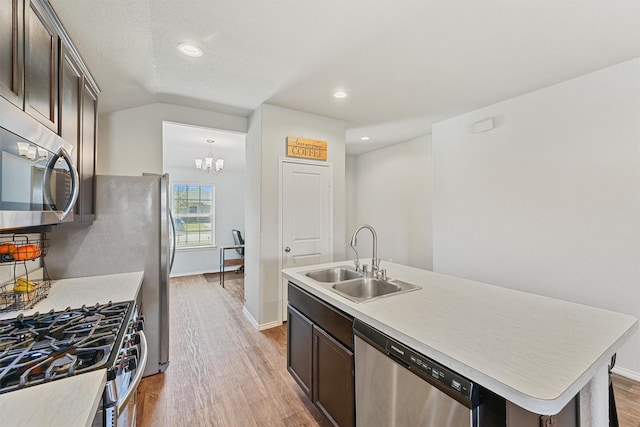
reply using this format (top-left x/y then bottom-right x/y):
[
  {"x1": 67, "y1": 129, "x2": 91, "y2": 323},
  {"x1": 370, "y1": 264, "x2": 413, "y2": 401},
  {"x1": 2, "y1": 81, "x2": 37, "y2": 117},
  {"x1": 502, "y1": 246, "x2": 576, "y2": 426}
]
[{"x1": 305, "y1": 266, "x2": 421, "y2": 303}]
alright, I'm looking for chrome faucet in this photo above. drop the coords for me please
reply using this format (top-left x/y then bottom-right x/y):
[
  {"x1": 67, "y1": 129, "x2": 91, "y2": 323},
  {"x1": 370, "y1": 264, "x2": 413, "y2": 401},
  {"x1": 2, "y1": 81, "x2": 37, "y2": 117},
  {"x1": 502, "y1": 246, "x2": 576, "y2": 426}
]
[
  {"x1": 347, "y1": 244, "x2": 360, "y2": 272},
  {"x1": 349, "y1": 224, "x2": 379, "y2": 277}
]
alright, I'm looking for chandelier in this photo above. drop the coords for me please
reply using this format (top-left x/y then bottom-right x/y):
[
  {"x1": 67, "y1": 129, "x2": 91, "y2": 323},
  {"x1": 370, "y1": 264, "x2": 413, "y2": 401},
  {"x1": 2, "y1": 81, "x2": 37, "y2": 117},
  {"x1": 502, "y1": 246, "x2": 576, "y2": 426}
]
[{"x1": 195, "y1": 139, "x2": 224, "y2": 174}]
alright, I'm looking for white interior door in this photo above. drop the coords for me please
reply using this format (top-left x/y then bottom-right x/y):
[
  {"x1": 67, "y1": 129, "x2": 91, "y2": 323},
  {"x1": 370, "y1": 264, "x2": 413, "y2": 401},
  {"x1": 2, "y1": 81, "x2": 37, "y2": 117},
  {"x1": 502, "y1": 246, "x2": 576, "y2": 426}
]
[{"x1": 281, "y1": 160, "x2": 333, "y2": 320}]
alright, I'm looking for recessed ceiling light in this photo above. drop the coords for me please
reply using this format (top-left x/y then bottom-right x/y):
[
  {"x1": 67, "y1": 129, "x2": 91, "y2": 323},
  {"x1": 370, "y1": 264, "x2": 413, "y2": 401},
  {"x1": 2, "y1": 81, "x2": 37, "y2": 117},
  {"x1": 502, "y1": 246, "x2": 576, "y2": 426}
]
[
  {"x1": 360, "y1": 136, "x2": 370, "y2": 141},
  {"x1": 333, "y1": 91, "x2": 347, "y2": 99},
  {"x1": 177, "y1": 43, "x2": 203, "y2": 57}
]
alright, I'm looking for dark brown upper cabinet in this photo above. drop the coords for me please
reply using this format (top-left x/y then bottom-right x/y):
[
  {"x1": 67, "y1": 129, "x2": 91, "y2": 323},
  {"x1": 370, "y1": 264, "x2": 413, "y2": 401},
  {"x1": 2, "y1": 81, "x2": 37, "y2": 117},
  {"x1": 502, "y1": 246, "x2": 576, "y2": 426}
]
[
  {"x1": 24, "y1": 0, "x2": 58, "y2": 132},
  {"x1": 0, "y1": 0, "x2": 24, "y2": 107},
  {"x1": 78, "y1": 81, "x2": 97, "y2": 223},
  {"x1": 59, "y1": 43, "x2": 81, "y2": 162},
  {"x1": 59, "y1": 42, "x2": 97, "y2": 224},
  {"x1": 1, "y1": 0, "x2": 100, "y2": 226}
]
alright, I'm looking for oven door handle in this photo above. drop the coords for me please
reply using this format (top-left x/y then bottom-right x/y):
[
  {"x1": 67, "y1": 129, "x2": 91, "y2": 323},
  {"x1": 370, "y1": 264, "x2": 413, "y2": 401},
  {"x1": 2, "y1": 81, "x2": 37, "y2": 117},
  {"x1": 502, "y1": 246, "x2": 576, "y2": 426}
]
[{"x1": 117, "y1": 331, "x2": 148, "y2": 416}]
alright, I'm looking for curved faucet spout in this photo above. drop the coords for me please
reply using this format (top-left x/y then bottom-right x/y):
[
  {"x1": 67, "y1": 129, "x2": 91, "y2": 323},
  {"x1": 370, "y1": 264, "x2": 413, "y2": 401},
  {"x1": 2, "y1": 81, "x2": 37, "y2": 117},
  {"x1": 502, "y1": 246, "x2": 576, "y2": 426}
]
[{"x1": 349, "y1": 224, "x2": 378, "y2": 274}]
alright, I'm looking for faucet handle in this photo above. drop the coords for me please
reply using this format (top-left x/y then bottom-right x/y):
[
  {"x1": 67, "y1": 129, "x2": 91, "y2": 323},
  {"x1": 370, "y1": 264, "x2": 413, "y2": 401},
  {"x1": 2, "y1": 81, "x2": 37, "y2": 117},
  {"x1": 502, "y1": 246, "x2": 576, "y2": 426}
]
[
  {"x1": 353, "y1": 259, "x2": 360, "y2": 271},
  {"x1": 362, "y1": 264, "x2": 368, "y2": 277}
]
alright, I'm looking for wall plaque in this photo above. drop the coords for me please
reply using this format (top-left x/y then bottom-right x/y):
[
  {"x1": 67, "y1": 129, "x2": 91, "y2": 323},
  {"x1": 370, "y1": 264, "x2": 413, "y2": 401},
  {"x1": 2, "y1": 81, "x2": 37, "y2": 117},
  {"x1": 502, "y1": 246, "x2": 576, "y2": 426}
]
[{"x1": 286, "y1": 136, "x2": 327, "y2": 161}]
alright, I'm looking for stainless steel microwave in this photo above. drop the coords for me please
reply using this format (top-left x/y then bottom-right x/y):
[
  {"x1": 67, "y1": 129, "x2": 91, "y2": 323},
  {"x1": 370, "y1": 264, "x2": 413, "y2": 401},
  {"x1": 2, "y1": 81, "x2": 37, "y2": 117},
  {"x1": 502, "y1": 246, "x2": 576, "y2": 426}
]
[{"x1": 0, "y1": 102, "x2": 79, "y2": 231}]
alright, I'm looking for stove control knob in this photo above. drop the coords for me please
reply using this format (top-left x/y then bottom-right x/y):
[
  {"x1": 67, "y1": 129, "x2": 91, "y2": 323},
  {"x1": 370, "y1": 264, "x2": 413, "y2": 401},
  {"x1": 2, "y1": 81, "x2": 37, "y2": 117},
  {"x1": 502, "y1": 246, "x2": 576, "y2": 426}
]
[
  {"x1": 134, "y1": 319, "x2": 144, "y2": 332},
  {"x1": 131, "y1": 332, "x2": 141, "y2": 345},
  {"x1": 118, "y1": 356, "x2": 137, "y2": 372},
  {"x1": 126, "y1": 357, "x2": 137, "y2": 372},
  {"x1": 128, "y1": 347, "x2": 139, "y2": 359},
  {"x1": 115, "y1": 356, "x2": 125, "y2": 370}
]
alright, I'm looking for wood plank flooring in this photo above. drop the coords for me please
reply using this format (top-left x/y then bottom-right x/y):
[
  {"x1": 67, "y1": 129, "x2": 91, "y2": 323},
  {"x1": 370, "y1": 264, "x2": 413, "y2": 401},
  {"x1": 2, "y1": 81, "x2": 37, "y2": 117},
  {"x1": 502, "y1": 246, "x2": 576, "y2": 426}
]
[
  {"x1": 137, "y1": 273, "x2": 640, "y2": 427},
  {"x1": 136, "y1": 273, "x2": 331, "y2": 427},
  {"x1": 613, "y1": 373, "x2": 640, "y2": 427}
]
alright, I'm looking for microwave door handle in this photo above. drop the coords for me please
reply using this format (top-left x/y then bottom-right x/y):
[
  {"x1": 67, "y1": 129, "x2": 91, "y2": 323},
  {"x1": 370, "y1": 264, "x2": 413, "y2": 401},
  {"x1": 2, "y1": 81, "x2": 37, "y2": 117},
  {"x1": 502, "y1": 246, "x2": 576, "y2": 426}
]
[
  {"x1": 117, "y1": 331, "x2": 148, "y2": 417},
  {"x1": 42, "y1": 148, "x2": 79, "y2": 220},
  {"x1": 59, "y1": 148, "x2": 79, "y2": 220}
]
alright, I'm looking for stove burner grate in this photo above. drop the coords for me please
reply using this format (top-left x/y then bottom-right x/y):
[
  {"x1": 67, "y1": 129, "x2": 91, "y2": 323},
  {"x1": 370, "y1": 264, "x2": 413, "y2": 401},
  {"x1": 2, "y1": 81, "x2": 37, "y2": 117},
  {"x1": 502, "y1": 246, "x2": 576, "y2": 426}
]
[{"x1": 0, "y1": 301, "x2": 133, "y2": 394}]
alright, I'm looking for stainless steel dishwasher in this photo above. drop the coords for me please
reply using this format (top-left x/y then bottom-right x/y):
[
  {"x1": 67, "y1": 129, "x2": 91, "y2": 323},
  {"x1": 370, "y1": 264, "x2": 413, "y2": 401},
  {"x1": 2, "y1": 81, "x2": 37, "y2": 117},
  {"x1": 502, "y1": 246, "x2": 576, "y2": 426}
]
[{"x1": 354, "y1": 319, "x2": 505, "y2": 427}]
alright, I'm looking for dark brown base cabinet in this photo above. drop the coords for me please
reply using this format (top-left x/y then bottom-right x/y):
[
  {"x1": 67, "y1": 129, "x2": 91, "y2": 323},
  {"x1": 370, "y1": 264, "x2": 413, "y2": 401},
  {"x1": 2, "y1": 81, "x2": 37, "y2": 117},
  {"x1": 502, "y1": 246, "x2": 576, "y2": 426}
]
[
  {"x1": 312, "y1": 326, "x2": 354, "y2": 427},
  {"x1": 287, "y1": 283, "x2": 355, "y2": 427},
  {"x1": 288, "y1": 305, "x2": 313, "y2": 396}
]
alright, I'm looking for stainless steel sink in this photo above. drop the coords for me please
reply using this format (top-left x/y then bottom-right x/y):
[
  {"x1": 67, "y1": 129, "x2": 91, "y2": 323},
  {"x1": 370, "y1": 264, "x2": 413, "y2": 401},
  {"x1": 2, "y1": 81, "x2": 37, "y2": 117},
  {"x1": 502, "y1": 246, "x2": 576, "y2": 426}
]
[
  {"x1": 303, "y1": 265, "x2": 421, "y2": 302},
  {"x1": 306, "y1": 267, "x2": 362, "y2": 283},
  {"x1": 333, "y1": 277, "x2": 400, "y2": 298},
  {"x1": 331, "y1": 277, "x2": 421, "y2": 303}
]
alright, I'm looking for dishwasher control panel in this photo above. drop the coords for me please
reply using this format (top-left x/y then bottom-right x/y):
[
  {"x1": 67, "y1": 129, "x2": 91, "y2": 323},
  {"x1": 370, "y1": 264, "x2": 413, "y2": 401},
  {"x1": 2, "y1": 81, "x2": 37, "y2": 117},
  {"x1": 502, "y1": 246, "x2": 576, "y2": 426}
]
[
  {"x1": 385, "y1": 337, "x2": 474, "y2": 401},
  {"x1": 354, "y1": 319, "x2": 478, "y2": 406}
]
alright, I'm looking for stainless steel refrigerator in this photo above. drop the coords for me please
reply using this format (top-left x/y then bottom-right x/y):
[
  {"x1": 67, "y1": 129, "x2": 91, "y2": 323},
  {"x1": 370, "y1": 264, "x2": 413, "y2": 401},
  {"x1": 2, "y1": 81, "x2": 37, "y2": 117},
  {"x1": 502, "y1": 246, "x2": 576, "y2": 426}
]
[{"x1": 46, "y1": 174, "x2": 174, "y2": 377}]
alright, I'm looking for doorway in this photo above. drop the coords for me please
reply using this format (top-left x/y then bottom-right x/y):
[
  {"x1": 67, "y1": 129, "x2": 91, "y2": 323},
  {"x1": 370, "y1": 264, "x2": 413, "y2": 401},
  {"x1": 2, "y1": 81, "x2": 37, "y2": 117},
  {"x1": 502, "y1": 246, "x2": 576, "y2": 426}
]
[
  {"x1": 162, "y1": 121, "x2": 246, "y2": 277},
  {"x1": 280, "y1": 159, "x2": 333, "y2": 321}
]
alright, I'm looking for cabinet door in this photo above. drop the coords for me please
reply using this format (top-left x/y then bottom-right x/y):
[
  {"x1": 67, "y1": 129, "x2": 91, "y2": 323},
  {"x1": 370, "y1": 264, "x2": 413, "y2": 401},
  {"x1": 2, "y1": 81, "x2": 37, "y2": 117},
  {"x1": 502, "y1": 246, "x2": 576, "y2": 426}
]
[
  {"x1": 287, "y1": 305, "x2": 313, "y2": 397},
  {"x1": 313, "y1": 325, "x2": 355, "y2": 427},
  {"x1": 24, "y1": 0, "x2": 58, "y2": 132},
  {"x1": 60, "y1": 42, "x2": 97, "y2": 225},
  {"x1": 59, "y1": 43, "x2": 81, "y2": 163},
  {"x1": 79, "y1": 81, "x2": 97, "y2": 222},
  {"x1": 0, "y1": 0, "x2": 23, "y2": 107}
]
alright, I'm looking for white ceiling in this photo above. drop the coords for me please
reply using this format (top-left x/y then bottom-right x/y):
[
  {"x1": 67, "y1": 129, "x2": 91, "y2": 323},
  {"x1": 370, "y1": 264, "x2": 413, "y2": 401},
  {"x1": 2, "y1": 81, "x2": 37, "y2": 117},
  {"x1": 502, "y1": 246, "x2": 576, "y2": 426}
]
[{"x1": 49, "y1": 0, "x2": 640, "y2": 155}]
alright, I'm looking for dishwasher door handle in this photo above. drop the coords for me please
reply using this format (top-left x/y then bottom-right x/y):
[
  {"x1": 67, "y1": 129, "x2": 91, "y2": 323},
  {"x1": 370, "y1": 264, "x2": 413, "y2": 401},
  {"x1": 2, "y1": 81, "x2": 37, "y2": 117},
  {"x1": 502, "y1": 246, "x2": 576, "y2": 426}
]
[{"x1": 387, "y1": 351, "x2": 410, "y2": 369}]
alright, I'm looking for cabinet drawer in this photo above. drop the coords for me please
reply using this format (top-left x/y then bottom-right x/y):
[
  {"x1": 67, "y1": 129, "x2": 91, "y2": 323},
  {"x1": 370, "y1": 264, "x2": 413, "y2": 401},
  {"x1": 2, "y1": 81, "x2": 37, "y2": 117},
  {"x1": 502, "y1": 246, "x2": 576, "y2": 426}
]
[{"x1": 288, "y1": 282, "x2": 353, "y2": 350}]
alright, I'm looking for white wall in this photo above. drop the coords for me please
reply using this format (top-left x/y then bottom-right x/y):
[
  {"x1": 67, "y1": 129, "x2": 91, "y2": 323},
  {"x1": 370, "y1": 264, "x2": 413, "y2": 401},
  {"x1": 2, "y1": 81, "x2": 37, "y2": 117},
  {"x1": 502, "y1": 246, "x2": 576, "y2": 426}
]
[
  {"x1": 432, "y1": 58, "x2": 640, "y2": 376},
  {"x1": 349, "y1": 136, "x2": 433, "y2": 270},
  {"x1": 245, "y1": 104, "x2": 346, "y2": 327},
  {"x1": 244, "y1": 107, "x2": 262, "y2": 321},
  {"x1": 98, "y1": 103, "x2": 247, "y2": 175},
  {"x1": 345, "y1": 154, "x2": 358, "y2": 244}
]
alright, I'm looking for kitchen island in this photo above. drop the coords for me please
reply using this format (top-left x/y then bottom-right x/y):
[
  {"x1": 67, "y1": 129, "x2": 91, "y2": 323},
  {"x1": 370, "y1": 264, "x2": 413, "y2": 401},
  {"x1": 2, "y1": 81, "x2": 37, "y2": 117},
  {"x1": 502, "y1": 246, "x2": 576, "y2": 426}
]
[
  {"x1": 282, "y1": 261, "x2": 638, "y2": 426},
  {"x1": 0, "y1": 271, "x2": 143, "y2": 427}
]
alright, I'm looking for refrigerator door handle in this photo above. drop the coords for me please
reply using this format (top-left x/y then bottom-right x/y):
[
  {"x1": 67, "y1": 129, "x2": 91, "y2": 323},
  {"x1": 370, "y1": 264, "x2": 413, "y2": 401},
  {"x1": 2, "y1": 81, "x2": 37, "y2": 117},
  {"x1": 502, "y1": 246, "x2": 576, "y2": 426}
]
[{"x1": 169, "y1": 210, "x2": 176, "y2": 273}]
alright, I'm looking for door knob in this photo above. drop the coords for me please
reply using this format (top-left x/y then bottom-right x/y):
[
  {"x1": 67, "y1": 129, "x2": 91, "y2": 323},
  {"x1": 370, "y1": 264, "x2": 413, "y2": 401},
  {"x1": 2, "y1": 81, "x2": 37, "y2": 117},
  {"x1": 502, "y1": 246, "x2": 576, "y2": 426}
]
[{"x1": 284, "y1": 247, "x2": 291, "y2": 252}]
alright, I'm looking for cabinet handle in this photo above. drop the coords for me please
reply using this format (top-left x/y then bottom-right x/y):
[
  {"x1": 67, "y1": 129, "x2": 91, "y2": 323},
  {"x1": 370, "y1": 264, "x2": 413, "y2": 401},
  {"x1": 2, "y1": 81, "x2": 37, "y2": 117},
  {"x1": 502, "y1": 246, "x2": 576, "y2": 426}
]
[{"x1": 285, "y1": 247, "x2": 291, "y2": 252}]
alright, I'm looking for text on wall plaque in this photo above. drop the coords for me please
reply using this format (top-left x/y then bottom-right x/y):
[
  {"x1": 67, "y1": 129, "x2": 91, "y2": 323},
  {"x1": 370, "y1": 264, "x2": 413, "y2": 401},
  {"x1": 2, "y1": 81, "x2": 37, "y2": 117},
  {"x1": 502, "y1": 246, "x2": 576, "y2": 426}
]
[{"x1": 286, "y1": 136, "x2": 327, "y2": 161}]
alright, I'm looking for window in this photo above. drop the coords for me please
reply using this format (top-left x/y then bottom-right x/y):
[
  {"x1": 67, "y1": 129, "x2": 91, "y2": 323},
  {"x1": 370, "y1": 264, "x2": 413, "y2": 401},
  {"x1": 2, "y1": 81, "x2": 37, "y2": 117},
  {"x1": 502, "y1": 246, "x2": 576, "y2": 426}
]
[{"x1": 172, "y1": 184, "x2": 215, "y2": 248}]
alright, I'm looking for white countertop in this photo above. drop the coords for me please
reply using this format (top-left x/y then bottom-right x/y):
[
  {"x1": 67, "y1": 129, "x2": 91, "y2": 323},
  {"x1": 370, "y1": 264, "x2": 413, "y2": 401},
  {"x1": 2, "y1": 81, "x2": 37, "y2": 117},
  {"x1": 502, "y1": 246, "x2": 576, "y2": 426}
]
[
  {"x1": 0, "y1": 271, "x2": 143, "y2": 320},
  {"x1": 0, "y1": 271, "x2": 143, "y2": 427},
  {"x1": 282, "y1": 261, "x2": 638, "y2": 415}
]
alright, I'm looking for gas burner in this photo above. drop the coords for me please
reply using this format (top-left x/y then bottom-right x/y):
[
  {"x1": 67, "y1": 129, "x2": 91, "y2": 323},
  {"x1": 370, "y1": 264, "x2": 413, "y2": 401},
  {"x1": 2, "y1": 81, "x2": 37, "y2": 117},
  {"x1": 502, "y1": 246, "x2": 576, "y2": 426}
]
[
  {"x1": 0, "y1": 301, "x2": 133, "y2": 394},
  {"x1": 35, "y1": 311, "x2": 85, "y2": 325},
  {"x1": 45, "y1": 353, "x2": 78, "y2": 380}
]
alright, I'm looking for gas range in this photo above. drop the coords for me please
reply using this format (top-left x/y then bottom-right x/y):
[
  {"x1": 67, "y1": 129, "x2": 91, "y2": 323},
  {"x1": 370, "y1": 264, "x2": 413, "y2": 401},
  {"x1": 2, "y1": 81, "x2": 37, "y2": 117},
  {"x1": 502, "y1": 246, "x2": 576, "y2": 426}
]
[{"x1": 0, "y1": 301, "x2": 139, "y2": 395}]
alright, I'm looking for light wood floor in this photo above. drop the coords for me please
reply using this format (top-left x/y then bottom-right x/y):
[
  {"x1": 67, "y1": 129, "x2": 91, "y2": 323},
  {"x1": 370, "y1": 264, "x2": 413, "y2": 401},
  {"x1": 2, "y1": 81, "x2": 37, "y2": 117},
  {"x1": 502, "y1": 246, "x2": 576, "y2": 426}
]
[
  {"x1": 136, "y1": 273, "x2": 331, "y2": 427},
  {"x1": 137, "y1": 273, "x2": 640, "y2": 427},
  {"x1": 613, "y1": 373, "x2": 640, "y2": 427}
]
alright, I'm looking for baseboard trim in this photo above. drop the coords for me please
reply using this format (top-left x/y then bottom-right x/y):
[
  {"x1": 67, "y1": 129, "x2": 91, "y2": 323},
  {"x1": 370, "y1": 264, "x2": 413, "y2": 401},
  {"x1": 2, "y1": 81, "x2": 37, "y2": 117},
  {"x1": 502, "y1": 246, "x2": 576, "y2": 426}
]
[
  {"x1": 242, "y1": 306, "x2": 282, "y2": 330},
  {"x1": 611, "y1": 366, "x2": 640, "y2": 382},
  {"x1": 170, "y1": 270, "x2": 219, "y2": 278}
]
